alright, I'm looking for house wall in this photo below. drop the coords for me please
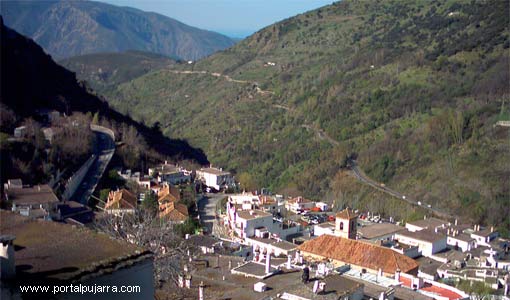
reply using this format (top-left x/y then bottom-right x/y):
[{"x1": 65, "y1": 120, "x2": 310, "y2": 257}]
[
  {"x1": 395, "y1": 234, "x2": 447, "y2": 257},
  {"x1": 447, "y1": 237, "x2": 475, "y2": 252},
  {"x1": 313, "y1": 225, "x2": 334, "y2": 237},
  {"x1": 237, "y1": 216, "x2": 273, "y2": 238}
]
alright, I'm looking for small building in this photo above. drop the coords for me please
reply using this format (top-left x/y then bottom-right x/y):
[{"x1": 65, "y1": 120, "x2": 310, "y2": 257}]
[
  {"x1": 335, "y1": 208, "x2": 358, "y2": 239},
  {"x1": 405, "y1": 217, "x2": 450, "y2": 232},
  {"x1": 468, "y1": 225, "x2": 499, "y2": 246},
  {"x1": 315, "y1": 202, "x2": 329, "y2": 211},
  {"x1": 13, "y1": 126, "x2": 27, "y2": 138},
  {"x1": 447, "y1": 232, "x2": 476, "y2": 252},
  {"x1": 159, "y1": 201, "x2": 188, "y2": 223},
  {"x1": 4, "y1": 180, "x2": 59, "y2": 219},
  {"x1": 245, "y1": 236, "x2": 297, "y2": 257},
  {"x1": 358, "y1": 223, "x2": 405, "y2": 242},
  {"x1": 298, "y1": 235, "x2": 419, "y2": 276},
  {"x1": 394, "y1": 229, "x2": 447, "y2": 257},
  {"x1": 285, "y1": 196, "x2": 315, "y2": 213},
  {"x1": 196, "y1": 167, "x2": 235, "y2": 191},
  {"x1": 105, "y1": 189, "x2": 137, "y2": 216},
  {"x1": 279, "y1": 274, "x2": 364, "y2": 300},
  {"x1": 233, "y1": 209, "x2": 273, "y2": 239},
  {"x1": 314, "y1": 222, "x2": 335, "y2": 237},
  {"x1": 149, "y1": 161, "x2": 190, "y2": 185}
]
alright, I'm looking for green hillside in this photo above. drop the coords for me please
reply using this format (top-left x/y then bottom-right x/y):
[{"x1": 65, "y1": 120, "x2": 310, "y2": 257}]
[
  {"x1": 96, "y1": 0, "x2": 508, "y2": 231},
  {"x1": 59, "y1": 51, "x2": 176, "y2": 93}
]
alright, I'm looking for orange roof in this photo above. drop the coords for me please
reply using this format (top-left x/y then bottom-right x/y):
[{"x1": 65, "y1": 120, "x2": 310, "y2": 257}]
[
  {"x1": 336, "y1": 208, "x2": 358, "y2": 220},
  {"x1": 400, "y1": 276, "x2": 463, "y2": 300},
  {"x1": 158, "y1": 184, "x2": 181, "y2": 203},
  {"x1": 159, "y1": 201, "x2": 188, "y2": 221},
  {"x1": 298, "y1": 235, "x2": 418, "y2": 274},
  {"x1": 105, "y1": 189, "x2": 137, "y2": 210}
]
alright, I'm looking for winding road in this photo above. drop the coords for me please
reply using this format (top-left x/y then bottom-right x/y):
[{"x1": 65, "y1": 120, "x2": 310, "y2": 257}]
[{"x1": 166, "y1": 67, "x2": 450, "y2": 218}]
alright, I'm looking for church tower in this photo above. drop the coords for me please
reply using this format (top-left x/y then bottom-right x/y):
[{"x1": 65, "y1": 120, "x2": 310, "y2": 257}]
[{"x1": 335, "y1": 208, "x2": 358, "y2": 239}]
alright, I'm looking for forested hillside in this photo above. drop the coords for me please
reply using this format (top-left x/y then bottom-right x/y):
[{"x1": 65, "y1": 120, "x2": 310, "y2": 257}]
[
  {"x1": 0, "y1": 20, "x2": 208, "y2": 188},
  {"x1": 59, "y1": 51, "x2": 176, "y2": 94},
  {"x1": 79, "y1": 1, "x2": 509, "y2": 232}
]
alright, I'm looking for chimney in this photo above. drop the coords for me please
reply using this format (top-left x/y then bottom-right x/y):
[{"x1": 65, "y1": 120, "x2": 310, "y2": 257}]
[
  {"x1": 447, "y1": 228, "x2": 451, "y2": 235},
  {"x1": 287, "y1": 255, "x2": 292, "y2": 269},
  {"x1": 379, "y1": 292, "x2": 386, "y2": 300},
  {"x1": 424, "y1": 215, "x2": 427, "y2": 220},
  {"x1": 0, "y1": 235, "x2": 16, "y2": 279},
  {"x1": 265, "y1": 252, "x2": 271, "y2": 273},
  {"x1": 185, "y1": 274, "x2": 192, "y2": 289},
  {"x1": 455, "y1": 219, "x2": 458, "y2": 226},
  {"x1": 198, "y1": 281, "x2": 204, "y2": 300},
  {"x1": 313, "y1": 281, "x2": 320, "y2": 294},
  {"x1": 434, "y1": 227, "x2": 438, "y2": 233},
  {"x1": 491, "y1": 226, "x2": 494, "y2": 233},
  {"x1": 378, "y1": 268, "x2": 383, "y2": 277},
  {"x1": 37, "y1": 185, "x2": 41, "y2": 191},
  {"x1": 395, "y1": 269, "x2": 401, "y2": 282},
  {"x1": 474, "y1": 224, "x2": 477, "y2": 231}
]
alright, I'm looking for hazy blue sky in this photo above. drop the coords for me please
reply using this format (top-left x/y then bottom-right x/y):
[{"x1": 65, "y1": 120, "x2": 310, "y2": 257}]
[{"x1": 102, "y1": 0, "x2": 335, "y2": 38}]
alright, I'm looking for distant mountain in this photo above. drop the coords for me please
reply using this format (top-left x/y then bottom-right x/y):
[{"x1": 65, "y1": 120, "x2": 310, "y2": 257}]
[
  {"x1": 59, "y1": 51, "x2": 176, "y2": 93},
  {"x1": 0, "y1": 0, "x2": 235, "y2": 60},
  {"x1": 0, "y1": 19, "x2": 208, "y2": 174}
]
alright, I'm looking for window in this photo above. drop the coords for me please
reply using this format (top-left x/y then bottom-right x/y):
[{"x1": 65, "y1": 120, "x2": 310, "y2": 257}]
[{"x1": 340, "y1": 222, "x2": 344, "y2": 230}]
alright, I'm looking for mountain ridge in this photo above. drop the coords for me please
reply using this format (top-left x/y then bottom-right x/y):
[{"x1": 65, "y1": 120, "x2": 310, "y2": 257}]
[{"x1": 0, "y1": 0, "x2": 235, "y2": 60}]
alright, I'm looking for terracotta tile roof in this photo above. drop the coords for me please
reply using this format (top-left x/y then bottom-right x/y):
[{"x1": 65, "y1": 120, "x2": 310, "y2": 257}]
[
  {"x1": 157, "y1": 184, "x2": 181, "y2": 202},
  {"x1": 400, "y1": 276, "x2": 464, "y2": 300},
  {"x1": 105, "y1": 189, "x2": 137, "y2": 210},
  {"x1": 298, "y1": 235, "x2": 419, "y2": 274},
  {"x1": 336, "y1": 208, "x2": 358, "y2": 220},
  {"x1": 159, "y1": 201, "x2": 188, "y2": 221}
]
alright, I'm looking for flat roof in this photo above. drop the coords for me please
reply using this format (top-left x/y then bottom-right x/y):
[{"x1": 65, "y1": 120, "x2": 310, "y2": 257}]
[
  {"x1": 281, "y1": 274, "x2": 363, "y2": 300},
  {"x1": 249, "y1": 237, "x2": 297, "y2": 251},
  {"x1": 359, "y1": 223, "x2": 405, "y2": 239},
  {"x1": 198, "y1": 167, "x2": 231, "y2": 176},
  {"x1": 237, "y1": 210, "x2": 272, "y2": 220},
  {"x1": 0, "y1": 210, "x2": 149, "y2": 281},
  {"x1": 407, "y1": 218, "x2": 449, "y2": 230},
  {"x1": 396, "y1": 229, "x2": 446, "y2": 244},
  {"x1": 6, "y1": 184, "x2": 59, "y2": 206}
]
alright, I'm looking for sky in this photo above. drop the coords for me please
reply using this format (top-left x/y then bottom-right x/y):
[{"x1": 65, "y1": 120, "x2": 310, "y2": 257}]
[{"x1": 102, "y1": 0, "x2": 335, "y2": 38}]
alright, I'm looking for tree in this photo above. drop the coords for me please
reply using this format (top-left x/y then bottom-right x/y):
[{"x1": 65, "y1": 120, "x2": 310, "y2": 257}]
[
  {"x1": 141, "y1": 192, "x2": 159, "y2": 214},
  {"x1": 95, "y1": 211, "x2": 196, "y2": 288}
]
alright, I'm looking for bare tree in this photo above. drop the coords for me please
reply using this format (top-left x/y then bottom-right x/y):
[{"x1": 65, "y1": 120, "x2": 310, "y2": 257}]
[{"x1": 95, "y1": 210, "x2": 196, "y2": 287}]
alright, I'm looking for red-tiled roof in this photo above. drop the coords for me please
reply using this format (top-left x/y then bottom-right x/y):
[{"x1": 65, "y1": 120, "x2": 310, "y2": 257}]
[
  {"x1": 400, "y1": 276, "x2": 464, "y2": 300},
  {"x1": 336, "y1": 208, "x2": 358, "y2": 220},
  {"x1": 298, "y1": 235, "x2": 419, "y2": 274},
  {"x1": 105, "y1": 189, "x2": 137, "y2": 210}
]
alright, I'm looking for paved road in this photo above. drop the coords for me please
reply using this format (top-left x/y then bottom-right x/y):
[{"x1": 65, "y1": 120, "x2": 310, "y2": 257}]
[
  {"x1": 349, "y1": 160, "x2": 452, "y2": 219},
  {"x1": 71, "y1": 127, "x2": 115, "y2": 206},
  {"x1": 197, "y1": 193, "x2": 227, "y2": 237}
]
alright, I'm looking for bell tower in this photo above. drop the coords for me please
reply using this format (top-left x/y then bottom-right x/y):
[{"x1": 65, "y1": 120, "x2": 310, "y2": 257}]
[{"x1": 335, "y1": 208, "x2": 358, "y2": 239}]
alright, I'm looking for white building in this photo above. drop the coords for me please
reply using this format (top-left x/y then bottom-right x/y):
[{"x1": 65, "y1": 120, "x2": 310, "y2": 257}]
[
  {"x1": 468, "y1": 225, "x2": 499, "y2": 246},
  {"x1": 228, "y1": 207, "x2": 273, "y2": 239},
  {"x1": 285, "y1": 197, "x2": 315, "y2": 213},
  {"x1": 405, "y1": 217, "x2": 450, "y2": 232},
  {"x1": 148, "y1": 162, "x2": 190, "y2": 185},
  {"x1": 395, "y1": 229, "x2": 447, "y2": 257},
  {"x1": 447, "y1": 232, "x2": 476, "y2": 252},
  {"x1": 196, "y1": 167, "x2": 235, "y2": 191},
  {"x1": 313, "y1": 222, "x2": 335, "y2": 237}
]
